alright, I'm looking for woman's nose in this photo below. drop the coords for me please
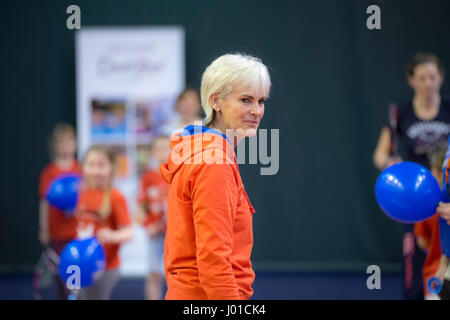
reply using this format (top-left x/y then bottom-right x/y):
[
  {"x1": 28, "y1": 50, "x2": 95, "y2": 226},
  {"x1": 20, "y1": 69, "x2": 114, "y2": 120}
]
[{"x1": 251, "y1": 103, "x2": 263, "y2": 117}]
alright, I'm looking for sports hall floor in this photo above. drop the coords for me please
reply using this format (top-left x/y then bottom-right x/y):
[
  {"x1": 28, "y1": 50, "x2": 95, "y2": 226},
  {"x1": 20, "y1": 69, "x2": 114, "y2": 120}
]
[{"x1": 0, "y1": 272, "x2": 403, "y2": 300}]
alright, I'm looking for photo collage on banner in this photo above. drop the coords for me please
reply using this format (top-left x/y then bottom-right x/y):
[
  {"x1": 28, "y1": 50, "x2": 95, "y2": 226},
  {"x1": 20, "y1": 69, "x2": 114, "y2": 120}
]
[{"x1": 76, "y1": 27, "x2": 185, "y2": 276}]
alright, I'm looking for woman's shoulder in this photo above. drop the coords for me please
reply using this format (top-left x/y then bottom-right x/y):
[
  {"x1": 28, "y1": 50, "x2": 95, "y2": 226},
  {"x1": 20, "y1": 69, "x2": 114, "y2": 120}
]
[
  {"x1": 396, "y1": 99, "x2": 413, "y2": 116},
  {"x1": 188, "y1": 161, "x2": 241, "y2": 193}
]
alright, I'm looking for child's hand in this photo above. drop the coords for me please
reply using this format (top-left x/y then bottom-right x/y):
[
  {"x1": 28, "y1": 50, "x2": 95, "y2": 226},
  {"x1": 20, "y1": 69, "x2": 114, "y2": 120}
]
[
  {"x1": 97, "y1": 228, "x2": 117, "y2": 244},
  {"x1": 437, "y1": 202, "x2": 450, "y2": 225}
]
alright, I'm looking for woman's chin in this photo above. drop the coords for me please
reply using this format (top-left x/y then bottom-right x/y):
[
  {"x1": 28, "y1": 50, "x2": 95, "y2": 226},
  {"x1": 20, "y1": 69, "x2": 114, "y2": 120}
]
[
  {"x1": 243, "y1": 122, "x2": 259, "y2": 136},
  {"x1": 229, "y1": 124, "x2": 258, "y2": 138},
  {"x1": 245, "y1": 128, "x2": 257, "y2": 137}
]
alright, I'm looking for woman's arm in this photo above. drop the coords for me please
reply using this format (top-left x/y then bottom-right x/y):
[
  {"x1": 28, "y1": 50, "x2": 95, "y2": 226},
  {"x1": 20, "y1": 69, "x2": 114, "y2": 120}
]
[
  {"x1": 373, "y1": 127, "x2": 402, "y2": 170},
  {"x1": 192, "y1": 163, "x2": 241, "y2": 300},
  {"x1": 38, "y1": 198, "x2": 50, "y2": 246}
]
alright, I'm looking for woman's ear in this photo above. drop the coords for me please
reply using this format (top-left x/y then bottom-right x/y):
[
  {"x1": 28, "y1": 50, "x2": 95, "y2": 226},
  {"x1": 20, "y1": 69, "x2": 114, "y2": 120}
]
[{"x1": 209, "y1": 93, "x2": 220, "y2": 111}]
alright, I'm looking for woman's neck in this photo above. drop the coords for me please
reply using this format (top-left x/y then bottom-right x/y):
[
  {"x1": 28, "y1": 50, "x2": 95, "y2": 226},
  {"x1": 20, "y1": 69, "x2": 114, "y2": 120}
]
[
  {"x1": 413, "y1": 93, "x2": 441, "y2": 120},
  {"x1": 208, "y1": 118, "x2": 226, "y2": 134},
  {"x1": 208, "y1": 120, "x2": 243, "y2": 146},
  {"x1": 413, "y1": 93, "x2": 440, "y2": 110}
]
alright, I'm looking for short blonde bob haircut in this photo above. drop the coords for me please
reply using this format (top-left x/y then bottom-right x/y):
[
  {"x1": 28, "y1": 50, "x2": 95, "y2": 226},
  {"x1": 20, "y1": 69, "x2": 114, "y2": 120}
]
[{"x1": 200, "y1": 53, "x2": 271, "y2": 126}]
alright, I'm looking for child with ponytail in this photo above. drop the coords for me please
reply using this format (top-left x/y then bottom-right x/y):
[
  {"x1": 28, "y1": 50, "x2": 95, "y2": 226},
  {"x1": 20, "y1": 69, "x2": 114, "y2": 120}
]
[{"x1": 76, "y1": 145, "x2": 133, "y2": 300}]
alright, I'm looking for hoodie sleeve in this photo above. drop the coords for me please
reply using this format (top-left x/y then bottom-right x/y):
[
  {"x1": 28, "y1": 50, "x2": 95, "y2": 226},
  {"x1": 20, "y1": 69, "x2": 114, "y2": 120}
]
[{"x1": 191, "y1": 162, "x2": 241, "y2": 300}]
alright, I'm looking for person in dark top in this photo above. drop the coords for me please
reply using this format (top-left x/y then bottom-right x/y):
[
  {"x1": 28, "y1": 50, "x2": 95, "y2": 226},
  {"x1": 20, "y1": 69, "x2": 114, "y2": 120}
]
[
  {"x1": 392, "y1": 97, "x2": 450, "y2": 167},
  {"x1": 373, "y1": 52, "x2": 449, "y2": 300}
]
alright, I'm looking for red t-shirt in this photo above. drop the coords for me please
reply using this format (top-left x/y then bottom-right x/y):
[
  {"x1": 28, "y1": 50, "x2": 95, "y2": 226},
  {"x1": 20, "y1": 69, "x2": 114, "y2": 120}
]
[
  {"x1": 414, "y1": 213, "x2": 442, "y2": 295},
  {"x1": 76, "y1": 188, "x2": 131, "y2": 270},
  {"x1": 38, "y1": 161, "x2": 81, "y2": 241},
  {"x1": 138, "y1": 169, "x2": 168, "y2": 230}
]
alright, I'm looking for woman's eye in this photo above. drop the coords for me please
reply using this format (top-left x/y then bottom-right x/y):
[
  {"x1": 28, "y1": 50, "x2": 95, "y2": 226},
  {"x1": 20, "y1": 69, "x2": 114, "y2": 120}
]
[
  {"x1": 241, "y1": 98, "x2": 250, "y2": 103},
  {"x1": 259, "y1": 100, "x2": 265, "y2": 105}
]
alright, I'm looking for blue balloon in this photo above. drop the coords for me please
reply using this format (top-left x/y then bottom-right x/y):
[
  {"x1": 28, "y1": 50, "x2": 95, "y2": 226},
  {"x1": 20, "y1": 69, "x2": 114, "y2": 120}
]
[
  {"x1": 375, "y1": 162, "x2": 441, "y2": 223},
  {"x1": 58, "y1": 237, "x2": 106, "y2": 289},
  {"x1": 46, "y1": 174, "x2": 81, "y2": 212}
]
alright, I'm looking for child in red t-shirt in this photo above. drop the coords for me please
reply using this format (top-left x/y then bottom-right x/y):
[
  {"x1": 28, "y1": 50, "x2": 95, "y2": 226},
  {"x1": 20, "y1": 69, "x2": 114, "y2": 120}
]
[
  {"x1": 137, "y1": 135, "x2": 170, "y2": 300},
  {"x1": 76, "y1": 145, "x2": 133, "y2": 300},
  {"x1": 38, "y1": 123, "x2": 81, "y2": 299},
  {"x1": 414, "y1": 146, "x2": 446, "y2": 299},
  {"x1": 38, "y1": 123, "x2": 81, "y2": 246}
]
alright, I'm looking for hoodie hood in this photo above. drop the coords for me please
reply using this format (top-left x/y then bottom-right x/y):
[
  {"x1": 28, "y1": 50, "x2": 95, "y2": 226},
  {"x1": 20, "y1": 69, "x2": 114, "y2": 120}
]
[{"x1": 159, "y1": 125, "x2": 236, "y2": 184}]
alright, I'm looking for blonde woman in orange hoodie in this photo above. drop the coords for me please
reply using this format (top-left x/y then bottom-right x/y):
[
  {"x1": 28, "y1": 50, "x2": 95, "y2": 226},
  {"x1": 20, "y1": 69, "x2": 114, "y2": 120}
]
[{"x1": 160, "y1": 53, "x2": 271, "y2": 300}]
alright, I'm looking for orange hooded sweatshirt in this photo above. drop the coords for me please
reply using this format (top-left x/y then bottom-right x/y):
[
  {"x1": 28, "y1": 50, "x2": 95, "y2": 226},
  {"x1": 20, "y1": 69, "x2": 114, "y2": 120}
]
[{"x1": 160, "y1": 125, "x2": 256, "y2": 300}]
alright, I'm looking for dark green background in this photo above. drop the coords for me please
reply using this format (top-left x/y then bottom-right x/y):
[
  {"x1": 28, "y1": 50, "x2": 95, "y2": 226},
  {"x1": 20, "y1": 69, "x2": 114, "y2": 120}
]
[{"x1": 1, "y1": 0, "x2": 450, "y2": 273}]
